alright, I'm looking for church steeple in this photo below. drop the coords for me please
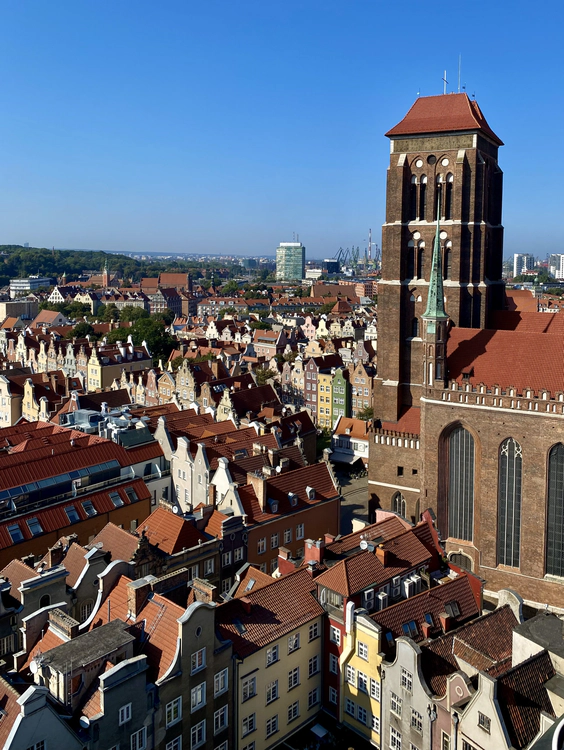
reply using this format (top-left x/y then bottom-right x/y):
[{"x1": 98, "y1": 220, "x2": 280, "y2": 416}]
[{"x1": 422, "y1": 211, "x2": 448, "y2": 324}]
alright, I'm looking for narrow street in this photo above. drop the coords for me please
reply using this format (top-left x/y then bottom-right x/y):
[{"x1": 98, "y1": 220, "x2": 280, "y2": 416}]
[{"x1": 334, "y1": 468, "x2": 369, "y2": 535}]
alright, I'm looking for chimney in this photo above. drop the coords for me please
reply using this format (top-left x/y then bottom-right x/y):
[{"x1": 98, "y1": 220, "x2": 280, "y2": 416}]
[
  {"x1": 375, "y1": 544, "x2": 389, "y2": 566},
  {"x1": 252, "y1": 443, "x2": 262, "y2": 457},
  {"x1": 421, "y1": 622, "x2": 432, "y2": 638},
  {"x1": 46, "y1": 542, "x2": 65, "y2": 568},
  {"x1": 324, "y1": 533, "x2": 336, "y2": 545},
  {"x1": 191, "y1": 577, "x2": 218, "y2": 603},
  {"x1": 127, "y1": 578, "x2": 153, "y2": 619},
  {"x1": 49, "y1": 608, "x2": 80, "y2": 640},
  {"x1": 304, "y1": 538, "x2": 325, "y2": 564},
  {"x1": 439, "y1": 612, "x2": 452, "y2": 633},
  {"x1": 240, "y1": 596, "x2": 252, "y2": 614},
  {"x1": 208, "y1": 483, "x2": 216, "y2": 507},
  {"x1": 279, "y1": 457, "x2": 290, "y2": 471},
  {"x1": 247, "y1": 472, "x2": 267, "y2": 511}
]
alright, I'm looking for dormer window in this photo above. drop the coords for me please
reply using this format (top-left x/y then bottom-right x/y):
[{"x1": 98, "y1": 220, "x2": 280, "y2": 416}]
[{"x1": 305, "y1": 486, "x2": 315, "y2": 501}]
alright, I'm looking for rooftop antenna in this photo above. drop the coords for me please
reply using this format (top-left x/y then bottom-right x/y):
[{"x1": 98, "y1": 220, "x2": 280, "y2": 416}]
[
  {"x1": 458, "y1": 55, "x2": 461, "y2": 93},
  {"x1": 442, "y1": 70, "x2": 448, "y2": 95},
  {"x1": 292, "y1": 232, "x2": 295, "y2": 241},
  {"x1": 368, "y1": 228, "x2": 372, "y2": 262}
]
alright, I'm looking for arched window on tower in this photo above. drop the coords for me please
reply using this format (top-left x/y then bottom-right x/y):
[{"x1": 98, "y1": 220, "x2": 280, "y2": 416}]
[
  {"x1": 434, "y1": 175, "x2": 443, "y2": 220},
  {"x1": 419, "y1": 176, "x2": 427, "y2": 220},
  {"x1": 498, "y1": 438, "x2": 522, "y2": 568},
  {"x1": 445, "y1": 173, "x2": 454, "y2": 219},
  {"x1": 392, "y1": 492, "x2": 406, "y2": 518},
  {"x1": 448, "y1": 426, "x2": 475, "y2": 541},
  {"x1": 406, "y1": 240, "x2": 415, "y2": 279},
  {"x1": 417, "y1": 242, "x2": 425, "y2": 280},
  {"x1": 444, "y1": 241, "x2": 452, "y2": 281},
  {"x1": 409, "y1": 175, "x2": 417, "y2": 221},
  {"x1": 546, "y1": 443, "x2": 564, "y2": 576}
]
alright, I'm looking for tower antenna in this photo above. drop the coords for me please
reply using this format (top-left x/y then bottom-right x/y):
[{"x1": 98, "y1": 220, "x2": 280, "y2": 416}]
[
  {"x1": 368, "y1": 228, "x2": 372, "y2": 262},
  {"x1": 458, "y1": 55, "x2": 462, "y2": 93},
  {"x1": 442, "y1": 70, "x2": 448, "y2": 95}
]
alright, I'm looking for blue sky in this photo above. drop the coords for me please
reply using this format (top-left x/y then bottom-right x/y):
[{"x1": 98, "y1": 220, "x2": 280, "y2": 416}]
[{"x1": 0, "y1": 1, "x2": 561, "y2": 259}]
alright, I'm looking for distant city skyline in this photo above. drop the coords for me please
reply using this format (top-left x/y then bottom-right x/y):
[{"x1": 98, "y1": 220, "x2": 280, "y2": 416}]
[{"x1": 0, "y1": 1, "x2": 561, "y2": 257}]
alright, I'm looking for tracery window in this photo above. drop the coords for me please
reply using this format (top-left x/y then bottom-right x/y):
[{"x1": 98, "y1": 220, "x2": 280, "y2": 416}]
[
  {"x1": 392, "y1": 491, "x2": 406, "y2": 518},
  {"x1": 498, "y1": 438, "x2": 522, "y2": 567},
  {"x1": 547, "y1": 444, "x2": 564, "y2": 576},
  {"x1": 448, "y1": 426, "x2": 475, "y2": 540}
]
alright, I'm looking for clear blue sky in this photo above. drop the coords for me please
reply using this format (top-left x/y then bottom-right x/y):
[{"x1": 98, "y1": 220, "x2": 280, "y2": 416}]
[{"x1": 0, "y1": 1, "x2": 561, "y2": 259}]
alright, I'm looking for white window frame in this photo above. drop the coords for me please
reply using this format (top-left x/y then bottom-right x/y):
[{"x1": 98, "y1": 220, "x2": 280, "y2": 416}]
[
  {"x1": 288, "y1": 666, "x2": 300, "y2": 690},
  {"x1": 329, "y1": 626, "x2": 341, "y2": 645},
  {"x1": 296, "y1": 523, "x2": 305, "y2": 539},
  {"x1": 242, "y1": 713, "x2": 256, "y2": 737},
  {"x1": 329, "y1": 653, "x2": 339, "y2": 674},
  {"x1": 191, "y1": 682, "x2": 206, "y2": 712},
  {"x1": 266, "y1": 679, "x2": 279, "y2": 704},
  {"x1": 242, "y1": 676, "x2": 256, "y2": 702},
  {"x1": 166, "y1": 696, "x2": 182, "y2": 727},
  {"x1": 191, "y1": 720, "x2": 206, "y2": 749},
  {"x1": 214, "y1": 705, "x2": 228, "y2": 734},
  {"x1": 214, "y1": 668, "x2": 228, "y2": 696},
  {"x1": 131, "y1": 727, "x2": 147, "y2": 750},
  {"x1": 288, "y1": 633, "x2": 300, "y2": 653},
  {"x1": 329, "y1": 686, "x2": 338, "y2": 704},
  {"x1": 265, "y1": 715, "x2": 278, "y2": 738},
  {"x1": 390, "y1": 726, "x2": 402, "y2": 750},
  {"x1": 357, "y1": 641, "x2": 369, "y2": 660},
  {"x1": 266, "y1": 644, "x2": 279, "y2": 666},
  {"x1": 191, "y1": 647, "x2": 206, "y2": 674},
  {"x1": 119, "y1": 703, "x2": 132, "y2": 725},
  {"x1": 309, "y1": 621, "x2": 319, "y2": 641},
  {"x1": 308, "y1": 654, "x2": 319, "y2": 677}
]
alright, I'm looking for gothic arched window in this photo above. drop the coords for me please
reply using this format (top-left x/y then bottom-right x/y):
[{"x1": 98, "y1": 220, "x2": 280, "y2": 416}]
[
  {"x1": 407, "y1": 240, "x2": 415, "y2": 279},
  {"x1": 546, "y1": 443, "x2": 564, "y2": 576},
  {"x1": 434, "y1": 176, "x2": 443, "y2": 220},
  {"x1": 419, "y1": 176, "x2": 427, "y2": 220},
  {"x1": 445, "y1": 173, "x2": 454, "y2": 219},
  {"x1": 444, "y1": 241, "x2": 452, "y2": 281},
  {"x1": 392, "y1": 492, "x2": 406, "y2": 518},
  {"x1": 417, "y1": 243, "x2": 425, "y2": 280},
  {"x1": 411, "y1": 318, "x2": 419, "y2": 338},
  {"x1": 497, "y1": 438, "x2": 522, "y2": 567},
  {"x1": 409, "y1": 175, "x2": 417, "y2": 221},
  {"x1": 448, "y1": 426, "x2": 475, "y2": 541}
]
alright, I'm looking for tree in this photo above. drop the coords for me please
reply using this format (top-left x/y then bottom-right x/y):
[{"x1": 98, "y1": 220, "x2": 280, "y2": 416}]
[
  {"x1": 120, "y1": 306, "x2": 149, "y2": 322},
  {"x1": 218, "y1": 306, "x2": 238, "y2": 319},
  {"x1": 171, "y1": 355, "x2": 185, "y2": 370},
  {"x1": 222, "y1": 280, "x2": 239, "y2": 295},
  {"x1": 101, "y1": 303, "x2": 119, "y2": 322},
  {"x1": 249, "y1": 320, "x2": 270, "y2": 330},
  {"x1": 255, "y1": 367, "x2": 276, "y2": 386},
  {"x1": 356, "y1": 406, "x2": 374, "y2": 421},
  {"x1": 66, "y1": 321, "x2": 94, "y2": 339}
]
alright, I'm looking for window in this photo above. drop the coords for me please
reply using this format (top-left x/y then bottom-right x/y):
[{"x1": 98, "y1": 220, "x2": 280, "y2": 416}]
[
  {"x1": 204, "y1": 558, "x2": 215, "y2": 576},
  {"x1": 242, "y1": 713, "x2": 256, "y2": 736},
  {"x1": 296, "y1": 523, "x2": 304, "y2": 540},
  {"x1": 190, "y1": 720, "x2": 205, "y2": 749},
  {"x1": 191, "y1": 647, "x2": 206, "y2": 673},
  {"x1": 270, "y1": 533, "x2": 279, "y2": 549},
  {"x1": 329, "y1": 626, "x2": 341, "y2": 645},
  {"x1": 65, "y1": 506, "x2": 80, "y2": 523},
  {"x1": 308, "y1": 687, "x2": 319, "y2": 708},
  {"x1": 370, "y1": 678, "x2": 380, "y2": 701},
  {"x1": 234, "y1": 546, "x2": 244, "y2": 562},
  {"x1": 166, "y1": 697, "x2": 182, "y2": 726},
  {"x1": 478, "y1": 712, "x2": 491, "y2": 733},
  {"x1": 390, "y1": 726, "x2": 402, "y2": 750},
  {"x1": 288, "y1": 700, "x2": 300, "y2": 722},
  {"x1": 358, "y1": 671, "x2": 368, "y2": 693},
  {"x1": 214, "y1": 668, "x2": 228, "y2": 696},
  {"x1": 110, "y1": 491, "x2": 124, "y2": 507},
  {"x1": 329, "y1": 653, "x2": 339, "y2": 674},
  {"x1": 222, "y1": 551, "x2": 232, "y2": 567},
  {"x1": 358, "y1": 706, "x2": 368, "y2": 725},
  {"x1": 329, "y1": 687, "x2": 338, "y2": 704},
  {"x1": 357, "y1": 641, "x2": 368, "y2": 660},
  {"x1": 372, "y1": 714, "x2": 380, "y2": 732},
  {"x1": 288, "y1": 633, "x2": 300, "y2": 653},
  {"x1": 266, "y1": 715, "x2": 278, "y2": 738},
  {"x1": 345, "y1": 665, "x2": 356, "y2": 686},
  {"x1": 345, "y1": 698, "x2": 356, "y2": 716},
  {"x1": 7, "y1": 524, "x2": 23, "y2": 543},
  {"x1": 308, "y1": 655, "x2": 320, "y2": 677},
  {"x1": 166, "y1": 738, "x2": 181, "y2": 750},
  {"x1": 27, "y1": 517, "x2": 43, "y2": 536},
  {"x1": 401, "y1": 668, "x2": 413, "y2": 692},
  {"x1": 462, "y1": 743, "x2": 478, "y2": 750},
  {"x1": 288, "y1": 666, "x2": 300, "y2": 690},
  {"x1": 410, "y1": 745, "x2": 420, "y2": 750},
  {"x1": 448, "y1": 426, "x2": 475, "y2": 541},
  {"x1": 284, "y1": 528, "x2": 292, "y2": 544},
  {"x1": 242, "y1": 744, "x2": 256, "y2": 750},
  {"x1": 214, "y1": 705, "x2": 228, "y2": 734},
  {"x1": 309, "y1": 621, "x2": 319, "y2": 641},
  {"x1": 442, "y1": 733, "x2": 451, "y2": 750},
  {"x1": 411, "y1": 708, "x2": 423, "y2": 733},
  {"x1": 498, "y1": 438, "x2": 522, "y2": 567},
  {"x1": 188, "y1": 564, "x2": 200, "y2": 581},
  {"x1": 82, "y1": 500, "x2": 97, "y2": 517},
  {"x1": 266, "y1": 645, "x2": 279, "y2": 666},
  {"x1": 257, "y1": 538, "x2": 266, "y2": 554},
  {"x1": 393, "y1": 491, "x2": 406, "y2": 518},
  {"x1": 131, "y1": 727, "x2": 147, "y2": 750},
  {"x1": 221, "y1": 577, "x2": 231, "y2": 594},
  {"x1": 80, "y1": 600, "x2": 93, "y2": 623},
  {"x1": 119, "y1": 703, "x2": 132, "y2": 725},
  {"x1": 266, "y1": 679, "x2": 278, "y2": 704},
  {"x1": 390, "y1": 692, "x2": 402, "y2": 716},
  {"x1": 242, "y1": 676, "x2": 256, "y2": 702},
  {"x1": 191, "y1": 682, "x2": 206, "y2": 712}
]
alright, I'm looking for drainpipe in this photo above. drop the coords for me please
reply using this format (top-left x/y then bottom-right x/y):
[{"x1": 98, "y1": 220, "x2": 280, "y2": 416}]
[
  {"x1": 452, "y1": 711, "x2": 459, "y2": 750},
  {"x1": 428, "y1": 704, "x2": 437, "y2": 750}
]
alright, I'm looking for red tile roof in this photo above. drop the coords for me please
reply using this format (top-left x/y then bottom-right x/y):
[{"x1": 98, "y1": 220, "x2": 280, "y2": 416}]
[
  {"x1": 325, "y1": 516, "x2": 407, "y2": 557},
  {"x1": 89, "y1": 523, "x2": 140, "y2": 561},
  {"x1": 140, "y1": 507, "x2": 208, "y2": 554},
  {"x1": 0, "y1": 677, "x2": 23, "y2": 747},
  {"x1": 216, "y1": 568, "x2": 324, "y2": 658},
  {"x1": 505, "y1": 289, "x2": 539, "y2": 312},
  {"x1": 385, "y1": 93, "x2": 503, "y2": 145},
  {"x1": 232, "y1": 565, "x2": 274, "y2": 597},
  {"x1": 1, "y1": 559, "x2": 38, "y2": 601},
  {"x1": 447, "y1": 326, "x2": 564, "y2": 396},
  {"x1": 204, "y1": 510, "x2": 230, "y2": 539},
  {"x1": 381, "y1": 406, "x2": 420, "y2": 435},
  {"x1": 316, "y1": 529, "x2": 431, "y2": 597},
  {"x1": 60, "y1": 542, "x2": 90, "y2": 588}
]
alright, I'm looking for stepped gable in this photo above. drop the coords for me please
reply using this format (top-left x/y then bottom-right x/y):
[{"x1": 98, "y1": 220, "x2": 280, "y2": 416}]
[
  {"x1": 216, "y1": 568, "x2": 323, "y2": 658},
  {"x1": 497, "y1": 650, "x2": 555, "y2": 749},
  {"x1": 446, "y1": 326, "x2": 564, "y2": 396},
  {"x1": 141, "y1": 507, "x2": 208, "y2": 554},
  {"x1": 385, "y1": 92, "x2": 503, "y2": 145},
  {"x1": 315, "y1": 528, "x2": 431, "y2": 597},
  {"x1": 421, "y1": 605, "x2": 518, "y2": 696}
]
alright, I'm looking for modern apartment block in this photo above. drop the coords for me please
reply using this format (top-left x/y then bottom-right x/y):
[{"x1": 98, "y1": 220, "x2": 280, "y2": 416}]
[{"x1": 276, "y1": 242, "x2": 305, "y2": 282}]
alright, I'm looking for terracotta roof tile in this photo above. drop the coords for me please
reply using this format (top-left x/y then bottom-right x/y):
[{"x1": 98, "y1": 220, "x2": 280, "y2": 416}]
[
  {"x1": 140, "y1": 507, "x2": 208, "y2": 554},
  {"x1": 60, "y1": 542, "x2": 90, "y2": 588},
  {"x1": 325, "y1": 516, "x2": 407, "y2": 557},
  {"x1": 89, "y1": 523, "x2": 140, "y2": 561},
  {"x1": 0, "y1": 677, "x2": 23, "y2": 747},
  {"x1": 1, "y1": 559, "x2": 38, "y2": 601},
  {"x1": 381, "y1": 406, "x2": 420, "y2": 435},
  {"x1": 232, "y1": 565, "x2": 274, "y2": 597}
]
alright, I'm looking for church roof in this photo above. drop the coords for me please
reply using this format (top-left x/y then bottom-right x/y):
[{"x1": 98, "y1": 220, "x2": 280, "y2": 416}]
[{"x1": 385, "y1": 93, "x2": 503, "y2": 146}]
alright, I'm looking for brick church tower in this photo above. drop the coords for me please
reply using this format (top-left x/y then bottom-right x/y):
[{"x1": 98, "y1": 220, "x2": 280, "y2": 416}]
[{"x1": 374, "y1": 93, "x2": 504, "y2": 424}]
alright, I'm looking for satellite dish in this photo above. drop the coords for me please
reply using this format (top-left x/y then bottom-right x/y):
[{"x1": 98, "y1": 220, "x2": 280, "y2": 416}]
[
  {"x1": 172, "y1": 506, "x2": 179, "y2": 514},
  {"x1": 29, "y1": 660, "x2": 38, "y2": 674},
  {"x1": 360, "y1": 540, "x2": 368, "y2": 550},
  {"x1": 79, "y1": 716, "x2": 90, "y2": 729},
  {"x1": 275, "y1": 465, "x2": 282, "y2": 473}
]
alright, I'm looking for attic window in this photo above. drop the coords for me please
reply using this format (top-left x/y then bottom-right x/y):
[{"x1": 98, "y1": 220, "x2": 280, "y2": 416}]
[
  {"x1": 7, "y1": 523, "x2": 23, "y2": 543},
  {"x1": 269, "y1": 500, "x2": 279, "y2": 513},
  {"x1": 109, "y1": 492, "x2": 124, "y2": 508},
  {"x1": 444, "y1": 601, "x2": 460, "y2": 618},
  {"x1": 27, "y1": 517, "x2": 43, "y2": 536},
  {"x1": 424, "y1": 613, "x2": 433, "y2": 626},
  {"x1": 65, "y1": 506, "x2": 80, "y2": 523},
  {"x1": 234, "y1": 618, "x2": 247, "y2": 634},
  {"x1": 385, "y1": 631, "x2": 394, "y2": 646},
  {"x1": 288, "y1": 492, "x2": 298, "y2": 507},
  {"x1": 401, "y1": 620, "x2": 418, "y2": 638},
  {"x1": 82, "y1": 500, "x2": 97, "y2": 517},
  {"x1": 305, "y1": 486, "x2": 315, "y2": 501},
  {"x1": 125, "y1": 487, "x2": 138, "y2": 503},
  {"x1": 245, "y1": 579, "x2": 256, "y2": 591}
]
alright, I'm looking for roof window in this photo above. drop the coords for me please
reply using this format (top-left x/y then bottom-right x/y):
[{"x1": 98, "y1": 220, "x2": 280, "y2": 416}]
[
  {"x1": 109, "y1": 492, "x2": 124, "y2": 508},
  {"x1": 65, "y1": 506, "x2": 80, "y2": 523},
  {"x1": 82, "y1": 500, "x2": 97, "y2": 517},
  {"x1": 7, "y1": 524, "x2": 23, "y2": 543},
  {"x1": 27, "y1": 517, "x2": 43, "y2": 537}
]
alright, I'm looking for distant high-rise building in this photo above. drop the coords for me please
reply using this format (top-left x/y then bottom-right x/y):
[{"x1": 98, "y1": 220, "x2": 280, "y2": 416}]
[
  {"x1": 513, "y1": 253, "x2": 535, "y2": 278},
  {"x1": 276, "y1": 242, "x2": 305, "y2": 282}
]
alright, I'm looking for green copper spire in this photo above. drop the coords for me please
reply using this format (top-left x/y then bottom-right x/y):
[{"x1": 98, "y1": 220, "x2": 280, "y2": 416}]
[{"x1": 422, "y1": 206, "x2": 448, "y2": 321}]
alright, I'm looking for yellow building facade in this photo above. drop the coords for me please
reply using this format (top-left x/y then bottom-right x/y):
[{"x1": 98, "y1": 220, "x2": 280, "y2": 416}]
[{"x1": 317, "y1": 371, "x2": 333, "y2": 429}]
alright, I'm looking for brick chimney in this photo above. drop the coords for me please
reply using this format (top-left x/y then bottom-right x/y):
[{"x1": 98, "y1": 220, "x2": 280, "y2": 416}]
[
  {"x1": 304, "y1": 538, "x2": 325, "y2": 564},
  {"x1": 126, "y1": 578, "x2": 152, "y2": 619},
  {"x1": 45, "y1": 542, "x2": 65, "y2": 568},
  {"x1": 240, "y1": 596, "x2": 252, "y2": 614},
  {"x1": 324, "y1": 533, "x2": 336, "y2": 545},
  {"x1": 208, "y1": 484, "x2": 216, "y2": 507},
  {"x1": 247, "y1": 472, "x2": 267, "y2": 511},
  {"x1": 439, "y1": 612, "x2": 452, "y2": 633},
  {"x1": 49, "y1": 608, "x2": 80, "y2": 640},
  {"x1": 375, "y1": 544, "x2": 389, "y2": 566},
  {"x1": 421, "y1": 622, "x2": 432, "y2": 638},
  {"x1": 191, "y1": 577, "x2": 219, "y2": 603},
  {"x1": 278, "y1": 547, "x2": 299, "y2": 576}
]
